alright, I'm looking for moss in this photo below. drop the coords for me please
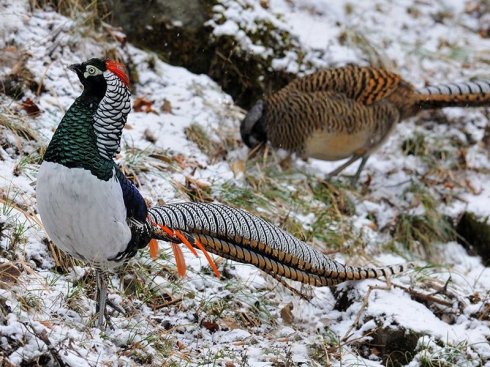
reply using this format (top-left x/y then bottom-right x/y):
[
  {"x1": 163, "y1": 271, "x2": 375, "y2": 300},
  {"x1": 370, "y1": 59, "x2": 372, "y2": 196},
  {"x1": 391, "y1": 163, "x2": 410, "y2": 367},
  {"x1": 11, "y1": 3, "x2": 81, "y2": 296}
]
[{"x1": 100, "y1": 0, "x2": 323, "y2": 109}]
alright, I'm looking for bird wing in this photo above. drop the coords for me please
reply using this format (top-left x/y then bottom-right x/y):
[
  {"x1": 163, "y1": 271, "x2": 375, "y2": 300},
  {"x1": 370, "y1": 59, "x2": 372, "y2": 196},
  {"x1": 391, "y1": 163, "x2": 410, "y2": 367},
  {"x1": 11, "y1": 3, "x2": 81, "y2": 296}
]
[
  {"x1": 286, "y1": 65, "x2": 403, "y2": 106},
  {"x1": 264, "y1": 90, "x2": 401, "y2": 155},
  {"x1": 109, "y1": 167, "x2": 150, "y2": 261}
]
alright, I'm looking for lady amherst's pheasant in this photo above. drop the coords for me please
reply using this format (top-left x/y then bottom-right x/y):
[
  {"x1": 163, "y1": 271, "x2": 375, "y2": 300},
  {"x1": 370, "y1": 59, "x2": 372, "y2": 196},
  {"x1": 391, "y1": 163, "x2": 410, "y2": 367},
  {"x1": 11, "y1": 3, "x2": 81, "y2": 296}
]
[
  {"x1": 36, "y1": 58, "x2": 411, "y2": 328},
  {"x1": 241, "y1": 65, "x2": 490, "y2": 182}
]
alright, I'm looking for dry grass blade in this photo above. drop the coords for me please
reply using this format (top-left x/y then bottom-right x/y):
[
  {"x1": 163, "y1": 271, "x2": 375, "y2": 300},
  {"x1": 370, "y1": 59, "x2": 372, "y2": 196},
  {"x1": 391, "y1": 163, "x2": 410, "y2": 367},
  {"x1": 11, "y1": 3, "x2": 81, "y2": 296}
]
[
  {"x1": 0, "y1": 193, "x2": 42, "y2": 228},
  {"x1": 0, "y1": 262, "x2": 22, "y2": 288},
  {"x1": 0, "y1": 110, "x2": 40, "y2": 142}
]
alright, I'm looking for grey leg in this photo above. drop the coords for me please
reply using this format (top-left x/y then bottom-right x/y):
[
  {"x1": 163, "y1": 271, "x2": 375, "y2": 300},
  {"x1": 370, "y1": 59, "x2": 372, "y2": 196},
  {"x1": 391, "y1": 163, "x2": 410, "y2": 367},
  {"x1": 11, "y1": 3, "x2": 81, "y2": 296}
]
[
  {"x1": 95, "y1": 270, "x2": 108, "y2": 329},
  {"x1": 327, "y1": 155, "x2": 363, "y2": 178},
  {"x1": 351, "y1": 156, "x2": 369, "y2": 185}
]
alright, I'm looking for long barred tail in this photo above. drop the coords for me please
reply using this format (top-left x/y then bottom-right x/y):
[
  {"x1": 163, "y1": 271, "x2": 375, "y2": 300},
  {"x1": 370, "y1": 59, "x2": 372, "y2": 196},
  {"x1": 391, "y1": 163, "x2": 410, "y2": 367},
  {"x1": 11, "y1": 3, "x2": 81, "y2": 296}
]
[
  {"x1": 416, "y1": 80, "x2": 490, "y2": 110},
  {"x1": 146, "y1": 202, "x2": 412, "y2": 287}
]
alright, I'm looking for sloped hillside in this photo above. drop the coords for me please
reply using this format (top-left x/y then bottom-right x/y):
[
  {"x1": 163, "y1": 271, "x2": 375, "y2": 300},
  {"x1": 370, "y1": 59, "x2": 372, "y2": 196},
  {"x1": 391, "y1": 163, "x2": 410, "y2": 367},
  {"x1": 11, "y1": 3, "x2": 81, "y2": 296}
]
[{"x1": 0, "y1": 0, "x2": 489, "y2": 366}]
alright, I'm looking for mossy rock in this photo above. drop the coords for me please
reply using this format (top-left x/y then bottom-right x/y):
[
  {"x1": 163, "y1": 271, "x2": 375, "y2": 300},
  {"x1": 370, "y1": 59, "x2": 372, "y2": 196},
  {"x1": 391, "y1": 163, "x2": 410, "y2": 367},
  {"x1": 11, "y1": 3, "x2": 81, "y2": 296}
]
[
  {"x1": 105, "y1": 0, "x2": 213, "y2": 73},
  {"x1": 103, "y1": 0, "x2": 297, "y2": 109},
  {"x1": 456, "y1": 212, "x2": 490, "y2": 265}
]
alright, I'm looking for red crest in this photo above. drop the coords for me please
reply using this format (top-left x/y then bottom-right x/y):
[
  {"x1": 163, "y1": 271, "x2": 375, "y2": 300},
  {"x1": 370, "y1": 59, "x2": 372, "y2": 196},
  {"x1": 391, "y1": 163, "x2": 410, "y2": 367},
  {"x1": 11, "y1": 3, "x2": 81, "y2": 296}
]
[{"x1": 105, "y1": 59, "x2": 129, "y2": 86}]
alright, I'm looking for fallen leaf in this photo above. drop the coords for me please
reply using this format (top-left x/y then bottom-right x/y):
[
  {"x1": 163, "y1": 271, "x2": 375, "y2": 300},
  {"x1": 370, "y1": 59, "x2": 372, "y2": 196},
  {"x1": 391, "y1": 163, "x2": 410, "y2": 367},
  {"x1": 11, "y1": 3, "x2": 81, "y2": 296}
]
[
  {"x1": 161, "y1": 98, "x2": 172, "y2": 113},
  {"x1": 133, "y1": 97, "x2": 155, "y2": 113},
  {"x1": 365, "y1": 221, "x2": 377, "y2": 231},
  {"x1": 280, "y1": 302, "x2": 294, "y2": 324},
  {"x1": 260, "y1": 0, "x2": 269, "y2": 9},
  {"x1": 0, "y1": 262, "x2": 22, "y2": 288},
  {"x1": 21, "y1": 98, "x2": 41, "y2": 116},
  {"x1": 201, "y1": 320, "x2": 219, "y2": 333},
  {"x1": 176, "y1": 340, "x2": 186, "y2": 351},
  {"x1": 230, "y1": 159, "x2": 246, "y2": 177}
]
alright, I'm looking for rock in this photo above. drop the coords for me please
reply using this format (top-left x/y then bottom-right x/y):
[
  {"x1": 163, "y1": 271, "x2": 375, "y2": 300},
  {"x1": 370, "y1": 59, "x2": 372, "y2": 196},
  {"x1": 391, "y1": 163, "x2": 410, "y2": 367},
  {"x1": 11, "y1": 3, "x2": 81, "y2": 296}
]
[
  {"x1": 456, "y1": 212, "x2": 490, "y2": 265},
  {"x1": 105, "y1": 0, "x2": 211, "y2": 73},
  {"x1": 103, "y1": 0, "x2": 297, "y2": 109},
  {"x1": 333, "y1": 286, "x2": 355, "y2": 312},
  {"x1": 363, "y1": 325, "x2": 422, "y2": 366},
  {"x1": 353, "y1": 320, "x2": 423, "y2": 366}
]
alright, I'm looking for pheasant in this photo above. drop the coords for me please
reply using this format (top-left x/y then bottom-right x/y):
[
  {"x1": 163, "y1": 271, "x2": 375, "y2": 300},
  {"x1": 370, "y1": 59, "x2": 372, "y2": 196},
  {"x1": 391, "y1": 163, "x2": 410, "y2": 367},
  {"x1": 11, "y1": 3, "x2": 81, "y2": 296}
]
[
  {"x1": 241, "y1": 65, "x2": 490, "y2": 182},
  {"x1": 36, "y1": 58, "x2": 411, "y2": 328}
]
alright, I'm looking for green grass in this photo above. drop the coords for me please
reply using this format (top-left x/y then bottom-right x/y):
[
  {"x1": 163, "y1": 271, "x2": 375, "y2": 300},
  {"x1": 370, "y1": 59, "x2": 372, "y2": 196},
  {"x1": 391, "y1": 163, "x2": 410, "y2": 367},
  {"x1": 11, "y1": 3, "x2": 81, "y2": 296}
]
[
  {"x1": 416, "y1": 338, "x2": 485, "y2": 367},
  {"x1": 0, "y1": 186, "x2": 36, "y2": 257},
  {"x1": 393, "y1": 183, "x2": 455, "y2": 259},
  {"x1": 214, "y1": 153, "x2": 368, "y2": 255}
]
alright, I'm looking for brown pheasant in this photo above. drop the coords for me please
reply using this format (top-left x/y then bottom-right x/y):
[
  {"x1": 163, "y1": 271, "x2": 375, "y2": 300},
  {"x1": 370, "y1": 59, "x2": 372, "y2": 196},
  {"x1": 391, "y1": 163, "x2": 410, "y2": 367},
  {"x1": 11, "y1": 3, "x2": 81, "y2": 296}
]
[{"x1": 241, "y1": 64, "x2": 490, "y2": 181}]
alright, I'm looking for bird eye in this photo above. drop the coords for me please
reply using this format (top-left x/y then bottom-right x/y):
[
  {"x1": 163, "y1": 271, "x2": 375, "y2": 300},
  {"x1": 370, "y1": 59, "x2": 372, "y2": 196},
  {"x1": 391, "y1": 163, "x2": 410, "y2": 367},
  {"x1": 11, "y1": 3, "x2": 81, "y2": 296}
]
[{"x1": 86, "y1": 66, "x2": 98, "y2": 75}]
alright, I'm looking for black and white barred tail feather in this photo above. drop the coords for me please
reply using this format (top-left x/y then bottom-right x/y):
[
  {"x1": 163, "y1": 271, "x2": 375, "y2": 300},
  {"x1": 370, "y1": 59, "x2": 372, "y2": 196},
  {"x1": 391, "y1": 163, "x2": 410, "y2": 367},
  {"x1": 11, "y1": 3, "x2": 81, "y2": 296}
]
[
  {"x1": 147, "y1": 202, "x2": 412, "y2": 287},
  {"x1": 416, "y1": 80, "x2": 490, "y2": 110}
]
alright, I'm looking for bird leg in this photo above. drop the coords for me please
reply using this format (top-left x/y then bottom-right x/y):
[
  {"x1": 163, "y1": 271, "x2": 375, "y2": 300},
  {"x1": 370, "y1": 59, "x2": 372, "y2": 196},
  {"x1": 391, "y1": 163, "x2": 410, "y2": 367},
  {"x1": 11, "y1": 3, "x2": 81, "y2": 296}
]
[
  {"x1": 327, "y1": 155, "x2": 362, "y2": 178},
  {"x1": 327, "y1": 154, "x2": 369, "y2": 184},
  {"x1": 351, "y1": 156, "x2": 369, "y2": 185},
  {"x1": 95, "y1": 270, "x2": 108, "y2": 329}
]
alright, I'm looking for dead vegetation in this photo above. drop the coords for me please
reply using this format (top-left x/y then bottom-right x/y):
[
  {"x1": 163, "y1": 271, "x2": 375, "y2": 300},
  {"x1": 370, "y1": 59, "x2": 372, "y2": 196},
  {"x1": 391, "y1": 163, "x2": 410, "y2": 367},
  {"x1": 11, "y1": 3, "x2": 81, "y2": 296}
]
[{"x1": 0, "y1": 1, "x2": 488, "y2": 365}]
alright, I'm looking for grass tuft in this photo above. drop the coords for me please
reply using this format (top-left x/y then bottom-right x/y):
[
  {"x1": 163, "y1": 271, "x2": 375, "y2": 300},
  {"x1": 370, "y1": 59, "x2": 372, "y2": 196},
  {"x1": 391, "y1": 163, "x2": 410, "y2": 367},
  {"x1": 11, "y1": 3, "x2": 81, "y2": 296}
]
[
  {"x1": 0, "y1": 109, "x2": 40, "y2": 143},
  {"x1": 214, "y1": 152, "x2": 368, "y2": 255},
  {"x1": 393, "y1": 183, "x2": 455, "y2": 259}
]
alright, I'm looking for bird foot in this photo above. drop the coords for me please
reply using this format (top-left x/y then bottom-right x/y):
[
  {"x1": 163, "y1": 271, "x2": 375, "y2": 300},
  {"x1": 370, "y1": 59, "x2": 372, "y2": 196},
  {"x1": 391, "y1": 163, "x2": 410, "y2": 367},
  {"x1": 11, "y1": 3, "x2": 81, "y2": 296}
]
[
  {"x1": 326, "y1": 155, "x2": 368, "y2": 186},
  {"x1": 93, "y1": 298, "x2": 125, "y2": 329},
  {"x1": 106, "y1": 299, "x2": 126, "y2": 315}
]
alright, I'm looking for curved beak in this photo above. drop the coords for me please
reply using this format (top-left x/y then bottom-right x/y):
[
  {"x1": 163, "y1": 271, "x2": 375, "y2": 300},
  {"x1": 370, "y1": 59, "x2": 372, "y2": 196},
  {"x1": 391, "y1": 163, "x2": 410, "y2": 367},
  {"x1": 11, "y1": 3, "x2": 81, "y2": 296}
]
[{"x1": 68, "y1": 63, "x2": 83, "y2": 73}]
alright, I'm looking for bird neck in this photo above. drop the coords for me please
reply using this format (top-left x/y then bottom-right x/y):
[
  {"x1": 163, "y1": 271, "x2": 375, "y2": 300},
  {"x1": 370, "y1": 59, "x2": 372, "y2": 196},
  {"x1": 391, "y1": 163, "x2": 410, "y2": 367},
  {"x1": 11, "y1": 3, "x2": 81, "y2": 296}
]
[{"x1": 43, "y1": 93, "x2": 115, "y2": 181}]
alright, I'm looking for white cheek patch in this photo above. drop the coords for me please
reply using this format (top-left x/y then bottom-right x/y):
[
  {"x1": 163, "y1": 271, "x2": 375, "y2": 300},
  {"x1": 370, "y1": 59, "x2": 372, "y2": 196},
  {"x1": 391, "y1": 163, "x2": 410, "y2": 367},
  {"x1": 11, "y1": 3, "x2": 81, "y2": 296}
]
[{"x1": 83, "y1": 67, "x2": 103, "y2": 79}]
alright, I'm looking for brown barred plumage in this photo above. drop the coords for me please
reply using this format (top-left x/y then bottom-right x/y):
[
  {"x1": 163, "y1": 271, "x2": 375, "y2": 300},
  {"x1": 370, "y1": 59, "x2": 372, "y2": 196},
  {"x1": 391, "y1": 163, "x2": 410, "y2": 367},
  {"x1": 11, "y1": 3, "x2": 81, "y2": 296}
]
[
  {"x1": 241, "y1": 65, "x2": 490, "y2": 181},
  {"x1": 147, "y1": 202, "x2": 412, "y2": 288}
]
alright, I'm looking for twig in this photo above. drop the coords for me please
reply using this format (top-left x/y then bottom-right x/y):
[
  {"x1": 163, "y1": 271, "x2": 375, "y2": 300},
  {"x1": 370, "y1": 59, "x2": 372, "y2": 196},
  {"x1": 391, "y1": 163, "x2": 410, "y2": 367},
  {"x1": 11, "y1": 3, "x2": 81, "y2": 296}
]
[
  {"x1": 26, "y1": 324, "x2": 67, "y2": 367},
  {"x1": 151, "y1": 297, "x2": 183, "y2": 310},
  {"x1": 392, "y1": 283, "x2": 453, "y2": 307},
  {"x1": 341, "y1": 285, "x2": 388, "y2": 342}
]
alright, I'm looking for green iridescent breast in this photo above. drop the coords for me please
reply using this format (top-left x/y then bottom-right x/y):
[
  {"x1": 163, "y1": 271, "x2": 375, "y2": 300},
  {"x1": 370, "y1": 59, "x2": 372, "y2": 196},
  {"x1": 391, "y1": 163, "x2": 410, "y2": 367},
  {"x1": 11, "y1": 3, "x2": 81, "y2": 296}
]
[{"x1": 43, "y1": 96, "x2": 114, "y2": 181}]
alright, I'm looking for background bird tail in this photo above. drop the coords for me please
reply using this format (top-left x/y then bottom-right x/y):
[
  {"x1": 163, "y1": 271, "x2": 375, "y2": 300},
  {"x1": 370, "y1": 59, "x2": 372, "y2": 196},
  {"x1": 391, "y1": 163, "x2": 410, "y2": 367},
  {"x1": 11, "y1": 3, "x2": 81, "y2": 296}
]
[{"x1": 415, "y1": 80, "x2": 490, "y2": 110}]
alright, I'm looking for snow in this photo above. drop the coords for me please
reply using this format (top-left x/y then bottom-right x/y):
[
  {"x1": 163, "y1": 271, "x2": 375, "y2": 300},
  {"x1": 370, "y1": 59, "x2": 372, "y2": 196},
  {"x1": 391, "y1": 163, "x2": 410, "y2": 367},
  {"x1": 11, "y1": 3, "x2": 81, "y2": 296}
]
[{"x1": 0, "y1": 0, "x2": 489, "y2": 365}]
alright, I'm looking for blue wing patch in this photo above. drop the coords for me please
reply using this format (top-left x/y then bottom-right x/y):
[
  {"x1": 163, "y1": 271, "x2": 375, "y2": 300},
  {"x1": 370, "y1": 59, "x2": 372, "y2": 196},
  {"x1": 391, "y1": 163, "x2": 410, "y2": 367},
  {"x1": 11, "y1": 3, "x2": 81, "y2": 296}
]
[{"x1": 115, "y1": 168, "x2": 148, "y2": 222}]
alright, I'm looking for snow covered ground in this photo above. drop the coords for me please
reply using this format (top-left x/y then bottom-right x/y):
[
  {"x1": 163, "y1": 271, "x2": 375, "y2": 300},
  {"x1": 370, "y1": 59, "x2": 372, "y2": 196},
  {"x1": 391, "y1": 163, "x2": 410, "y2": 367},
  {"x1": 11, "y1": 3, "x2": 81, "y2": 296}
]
[{"x1": 0, "y1": 0, "x2": 489, "y2": 366}]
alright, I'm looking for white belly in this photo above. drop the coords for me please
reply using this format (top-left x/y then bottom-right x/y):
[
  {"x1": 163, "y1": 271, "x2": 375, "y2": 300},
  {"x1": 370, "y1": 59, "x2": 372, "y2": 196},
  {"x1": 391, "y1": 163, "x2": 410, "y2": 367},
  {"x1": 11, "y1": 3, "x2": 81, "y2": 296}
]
[{"x1": 36, "y1": 161, "x2": 132, "y2": 269}]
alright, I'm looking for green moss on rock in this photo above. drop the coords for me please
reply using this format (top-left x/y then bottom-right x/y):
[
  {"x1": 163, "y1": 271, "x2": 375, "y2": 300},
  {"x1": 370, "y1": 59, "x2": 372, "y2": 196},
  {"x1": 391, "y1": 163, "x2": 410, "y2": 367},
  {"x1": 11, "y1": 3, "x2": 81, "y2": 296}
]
[{"x1": 102, "y1": 0, "x2": 323, "y2": 109}]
